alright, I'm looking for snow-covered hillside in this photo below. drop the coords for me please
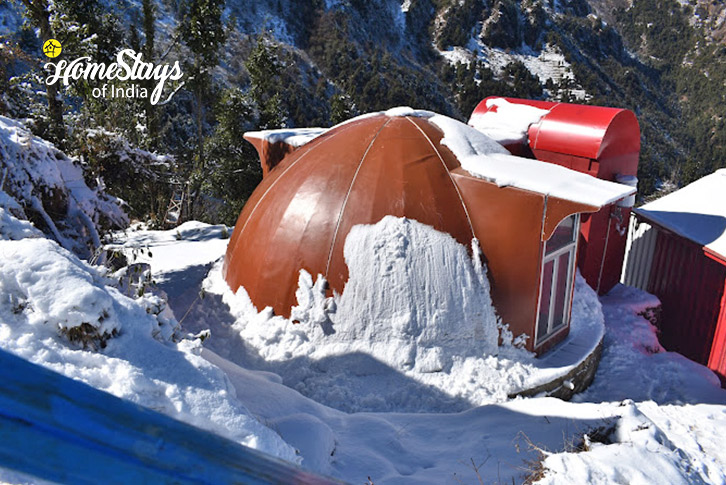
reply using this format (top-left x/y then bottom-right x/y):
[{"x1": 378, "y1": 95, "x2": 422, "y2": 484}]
[{"x1": 0, "y1": 116, "x2": 126, "y2": 257}]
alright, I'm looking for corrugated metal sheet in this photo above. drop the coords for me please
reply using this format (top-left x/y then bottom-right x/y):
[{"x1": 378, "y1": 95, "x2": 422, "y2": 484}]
[
  {"x1": 0, "y1": 349, "x2": 344, "y2": 485},
  {"x1": 623, "y1": 216, "x2": 726, "y2": 383},
  {"x1": 647, "y1": 230, "x2": 726, "y2": 366},
  {"x1": 621, "y1": 217, "x2": 658, "y2": 289},
  {"x1": 708, "y1": 279, "x2": 726, "y2": 385}
]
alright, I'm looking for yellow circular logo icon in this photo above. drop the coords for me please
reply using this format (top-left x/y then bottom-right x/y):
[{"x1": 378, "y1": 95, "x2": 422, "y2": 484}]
[{"x1": 42, "y1": 39, "x2": 62, "y2": 58}]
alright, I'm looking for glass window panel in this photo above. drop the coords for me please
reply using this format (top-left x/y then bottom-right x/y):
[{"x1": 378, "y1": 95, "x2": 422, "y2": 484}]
[
  {"x1": 545, "y1": 215, "x2": 577, "y2": 255},
  {"x1": 537, "y1": 259, "x2": 554, "y2": 342},
  {"x1": 552, "y1": 251, "x2": 571, "y2": 330}
]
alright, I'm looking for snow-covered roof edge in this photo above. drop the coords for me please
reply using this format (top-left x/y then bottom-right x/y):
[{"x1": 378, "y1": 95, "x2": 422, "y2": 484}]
[
  {"x1": 429, "y1": 114, "x2": 636, "y2": 208},
  {"x1": 634, "y1": 169, "x2": 726, "y2": 260},
  {"x1": 244, "y1": 127, "x2": 328, "y2": 148}
]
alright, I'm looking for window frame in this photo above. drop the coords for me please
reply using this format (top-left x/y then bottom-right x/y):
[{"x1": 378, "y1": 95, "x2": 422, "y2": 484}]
[{"x1": 535, "y1": 213, "x2": 581, "y2": 348}]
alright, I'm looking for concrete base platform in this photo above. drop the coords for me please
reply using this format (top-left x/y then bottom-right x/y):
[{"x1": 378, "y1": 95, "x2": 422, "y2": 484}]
[{"x1": 509, "y1": 309, "x2": 605, "y2": 400}]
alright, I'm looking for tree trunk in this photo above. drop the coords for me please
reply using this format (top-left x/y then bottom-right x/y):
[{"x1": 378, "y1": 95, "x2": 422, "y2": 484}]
[
  {"x1": 22, "y1": 0, "x2": 65, "y2": 147},
  {"x1": 142, "y1": 0, "x2": 156, "y2": 149},
  {"x1": 188, "y1": 77, "x2": 205, "y2": 218}
]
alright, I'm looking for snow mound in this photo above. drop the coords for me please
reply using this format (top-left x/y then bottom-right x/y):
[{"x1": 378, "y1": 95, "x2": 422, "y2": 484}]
[
  {"x1": 206, "y1": 216, "x2": 605, "y2": 412},
  {"x1": 1, "y1": 238, "x2": 123, "y2": 343},
  {"x1": 0, "y1": 205, "x2": 43, "y2": 240},
  {"x1": 0, "y1": 115, "x2": 127, "y2": 256},
  {"x1": 468, "y1": 97, "x2": 550, "y2": 145},
  {"x1": 537, "y1": 401, "x2": 726, "y2": 484},
  {"x1": 0, "y1": 214, "x2": 296, "y2": 462}
]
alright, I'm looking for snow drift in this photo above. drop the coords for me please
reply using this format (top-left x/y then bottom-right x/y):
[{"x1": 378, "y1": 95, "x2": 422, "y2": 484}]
[{"x1": 0, "y1": 211, "x2": 296, "y2": 462}]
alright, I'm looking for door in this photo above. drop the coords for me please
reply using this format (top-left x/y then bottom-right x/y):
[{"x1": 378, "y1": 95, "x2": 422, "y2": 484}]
[{"x1": 536, "y1": 214, "x2": 580, "y2": 347}]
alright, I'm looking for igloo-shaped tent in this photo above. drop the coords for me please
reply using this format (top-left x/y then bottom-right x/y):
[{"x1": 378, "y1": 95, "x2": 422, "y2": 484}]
[{"x1": 224, "y1": 109, "x2": 635, "y2": 353}]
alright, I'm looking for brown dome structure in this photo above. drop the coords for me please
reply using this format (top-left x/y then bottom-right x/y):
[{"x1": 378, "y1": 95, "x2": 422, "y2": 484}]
[{"x1": 224, "y1": 109, "x2": 635, "y2": 353}]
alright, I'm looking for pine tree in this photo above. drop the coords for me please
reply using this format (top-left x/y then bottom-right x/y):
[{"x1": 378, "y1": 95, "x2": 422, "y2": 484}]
[
  {"x1": 178, "y1": 0, "x2": 227, "y2": 215},
  {"x1": 246, "y1": 35, "x2": 287, "y2": 130},
  {"x1": 330, "y1": 92, "x2": 355, "y2": 125},
  {"x1": 204, "y1": 88, "x2": 261, "y2": 224}
]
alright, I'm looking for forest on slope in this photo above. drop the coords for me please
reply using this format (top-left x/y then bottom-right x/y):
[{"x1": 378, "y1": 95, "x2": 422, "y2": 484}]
[{"x1": 1, "y1": 0, "x2": 724, "y2": 227}]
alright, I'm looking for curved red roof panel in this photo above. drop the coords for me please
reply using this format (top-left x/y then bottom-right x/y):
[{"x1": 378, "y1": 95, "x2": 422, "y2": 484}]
[{"x1": 471, "y1": 97, "x2": 640, "y2": 162}]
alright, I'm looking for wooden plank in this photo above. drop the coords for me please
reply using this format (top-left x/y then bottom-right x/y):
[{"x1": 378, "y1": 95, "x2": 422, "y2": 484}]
[{"x1": 0, "y1": 349, "x2": 344, "y2": 485}]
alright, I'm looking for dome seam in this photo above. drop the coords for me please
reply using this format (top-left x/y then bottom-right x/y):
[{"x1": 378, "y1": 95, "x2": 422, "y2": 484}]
[
  {"x1": 404, "y1": 116, "x2": 476, "y2": 242},
  {"x1": 324, "y1": 117, "x2": 393, "y2": 280}
]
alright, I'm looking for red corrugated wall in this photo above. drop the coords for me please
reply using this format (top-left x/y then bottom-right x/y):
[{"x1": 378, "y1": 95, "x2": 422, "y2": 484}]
[
  {"x1": 707, "y1": 261, "x2": 726, "y2": 386},
  {"x1": 647, "y1": 230, "x2": 726, "y2": 382}
]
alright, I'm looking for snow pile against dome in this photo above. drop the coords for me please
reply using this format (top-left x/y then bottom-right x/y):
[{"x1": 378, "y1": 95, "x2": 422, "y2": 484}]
[
  {"x1": 210, "y1": 216, "x2": 604, "y2": 412},
  {"x1": 223, "y1": 216, "x2": 497, "y2": 359},
  {"x1": 311, "y1": 216, "x2": 499, "y2": 363},
  {"x1": 0, "y1": 212, "x2": 296, "y2": 462}
]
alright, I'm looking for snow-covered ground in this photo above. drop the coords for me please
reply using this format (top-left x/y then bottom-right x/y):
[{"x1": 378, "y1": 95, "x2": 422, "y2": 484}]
[
  {"x1": 0, "y1": 216, "x2": 297, "y2": 466},
  {"x1": 1, "y1": 216, "x2": 726, "y2": 483}
]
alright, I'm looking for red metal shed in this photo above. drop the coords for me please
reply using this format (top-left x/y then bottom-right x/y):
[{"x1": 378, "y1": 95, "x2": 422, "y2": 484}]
[
  {"x1": 469, "y1": 97, "x2": 641, "y2": 295},
  {"x1": 622, "y1": 169, "x2": 726, "y2": 385},
  {"x1": 224, "y1": 110, "x2": 635, "y2": 354}
]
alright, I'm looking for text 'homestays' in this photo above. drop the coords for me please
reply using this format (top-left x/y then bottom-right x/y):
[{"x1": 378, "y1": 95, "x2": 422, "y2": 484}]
[{"x1": 44, "y1": 49, "x2": 183, "y2": 105}]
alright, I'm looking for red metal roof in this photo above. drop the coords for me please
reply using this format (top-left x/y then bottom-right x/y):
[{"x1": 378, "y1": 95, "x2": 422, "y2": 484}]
[{"x1": 471, "y1": 97, "x2": 640, "y2": 162}]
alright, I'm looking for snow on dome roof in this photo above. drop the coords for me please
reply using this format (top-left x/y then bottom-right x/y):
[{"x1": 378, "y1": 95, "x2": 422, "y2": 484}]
[
  {"x1": 635, "y1": 169, "x2": 726, "y2": 260},
  {"x1": 383, "y1": 106, "x2": 435, "y2": 118}
]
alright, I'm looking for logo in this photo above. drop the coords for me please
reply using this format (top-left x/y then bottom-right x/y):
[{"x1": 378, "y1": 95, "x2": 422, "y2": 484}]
[
  {"x1": 44, "y1": 49, "x2": 184, "y2": 105},
  {"x1": 43, "y1": 39, "x2": 62, "y2": 58}
]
